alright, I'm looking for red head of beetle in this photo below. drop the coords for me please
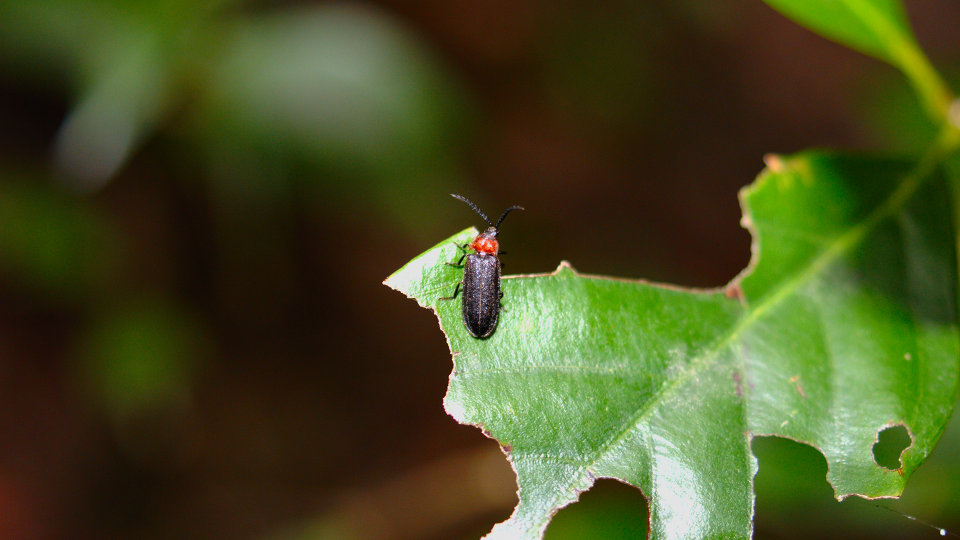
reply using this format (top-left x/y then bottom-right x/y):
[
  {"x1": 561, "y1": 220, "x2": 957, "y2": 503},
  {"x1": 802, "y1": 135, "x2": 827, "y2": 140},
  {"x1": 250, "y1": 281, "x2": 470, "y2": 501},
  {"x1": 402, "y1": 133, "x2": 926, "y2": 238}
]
[{"x1": 470, "y1": 228, "x2": 499, "y2": 256}]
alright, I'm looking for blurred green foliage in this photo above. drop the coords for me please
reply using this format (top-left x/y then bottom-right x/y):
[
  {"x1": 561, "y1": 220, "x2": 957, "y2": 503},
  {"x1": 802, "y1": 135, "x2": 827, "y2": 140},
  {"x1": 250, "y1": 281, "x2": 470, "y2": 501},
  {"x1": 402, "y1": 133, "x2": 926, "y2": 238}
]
[
  {"x1": 73, "y1": 298, "x2": 205, "y2": 420},
  {"x1": 0, "y1": 0, "x2": 468, "y2": 228},
  {"x1": 0, "y1": 176, "x2": 120, "y2": 301},
  {"x1": 0, "y1": 0, "x2": 469, "y2": 421}
]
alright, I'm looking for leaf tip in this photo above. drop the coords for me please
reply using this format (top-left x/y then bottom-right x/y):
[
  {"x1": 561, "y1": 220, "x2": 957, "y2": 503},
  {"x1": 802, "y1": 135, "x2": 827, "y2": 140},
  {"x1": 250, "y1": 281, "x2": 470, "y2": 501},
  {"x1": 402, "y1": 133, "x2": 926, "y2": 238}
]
[
  {"x1": 381, "y1": 264, "x2": 417, "y2": 299},
  {"x1": 381, "y1": 274, "x2": 399, "y2": 291},
  {"x1": 382, "y1": 227, "x2": 478, "y2": 306},
  {"x1": 762, "y1": 152, "x2": 785, "y2": 173},
  {"x1": 556, "y1": 260, "x2": 578, "y2": 275}
]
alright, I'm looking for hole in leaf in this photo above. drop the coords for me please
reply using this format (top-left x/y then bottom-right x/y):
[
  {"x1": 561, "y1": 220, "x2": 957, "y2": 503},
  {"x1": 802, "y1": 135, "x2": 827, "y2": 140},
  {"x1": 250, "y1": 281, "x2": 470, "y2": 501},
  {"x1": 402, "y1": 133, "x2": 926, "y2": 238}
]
[
  {"x1": 754, "y1": 435, "x2": 943, "y2": 538},
  {"x1": 545, "y1": 478, "x2": 648, "y2": 539},
  {"x1": 873, "y1": 424, "x2": 911, "y2": 470},
  {"x1": 753, "y1": 436, "x2": 846, "y2": 538}
]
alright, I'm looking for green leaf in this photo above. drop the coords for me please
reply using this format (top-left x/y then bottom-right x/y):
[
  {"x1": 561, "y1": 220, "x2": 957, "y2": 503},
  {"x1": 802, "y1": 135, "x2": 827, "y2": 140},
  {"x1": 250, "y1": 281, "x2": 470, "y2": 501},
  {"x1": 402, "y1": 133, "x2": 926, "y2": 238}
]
[
  {"x1": 385, "y1": 150, "x2": 959, "y2": 539},
  {"x1": 761, "y1": 0, "x2": 910, "y2": 61},
  {"x1": 761, "y1": 0, "x2": 953, "y2": 122},
  {"x1": 0, "y1": 177, "x2": 121, "y2": 302},
  {"x1": 73, "y1": 298, "x2": 206, "y2": 421},
  {"x1": 189, "y1": 4, "x2": 468, "y2": 235}
]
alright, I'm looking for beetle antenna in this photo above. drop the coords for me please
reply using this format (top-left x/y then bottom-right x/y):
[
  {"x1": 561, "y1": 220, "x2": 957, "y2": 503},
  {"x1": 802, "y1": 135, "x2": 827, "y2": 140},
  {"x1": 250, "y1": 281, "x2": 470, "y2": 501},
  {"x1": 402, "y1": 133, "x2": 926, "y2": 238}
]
[
  {"x1": 451, "y1": 194, "x2": 493, "y2": 227},
  {"x1": 495, "y1": 205, "x2": 524, "y2": 230}
]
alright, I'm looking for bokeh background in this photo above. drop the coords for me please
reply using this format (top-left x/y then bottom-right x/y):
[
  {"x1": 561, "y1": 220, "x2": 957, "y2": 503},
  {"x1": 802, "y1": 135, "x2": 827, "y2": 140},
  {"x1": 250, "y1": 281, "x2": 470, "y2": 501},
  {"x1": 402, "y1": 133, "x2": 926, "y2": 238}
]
[{"x1": 0, "y1": 0, "x2": 958, "y2": 539}]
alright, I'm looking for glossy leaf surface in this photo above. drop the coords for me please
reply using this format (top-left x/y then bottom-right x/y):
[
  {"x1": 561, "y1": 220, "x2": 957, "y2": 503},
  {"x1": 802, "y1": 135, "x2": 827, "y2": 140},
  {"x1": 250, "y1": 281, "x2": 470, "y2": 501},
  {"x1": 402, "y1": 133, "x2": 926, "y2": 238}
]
[{"x1": 384, "y1": 151, "x2": 959, "y2": 539}]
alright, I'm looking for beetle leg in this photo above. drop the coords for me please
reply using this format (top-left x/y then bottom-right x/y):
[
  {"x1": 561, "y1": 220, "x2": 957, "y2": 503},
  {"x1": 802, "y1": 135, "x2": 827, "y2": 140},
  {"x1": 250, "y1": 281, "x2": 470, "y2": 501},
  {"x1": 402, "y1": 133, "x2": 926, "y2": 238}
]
[
  {"x1": 445, "y1": 252, "x2": 466, "y2": 267},
  {"x1": 438, "y1": 281, "x2": 462, "y2": 301},
  {"x1": 445, "y1": 242, "x2": 470, "y2": 267}
]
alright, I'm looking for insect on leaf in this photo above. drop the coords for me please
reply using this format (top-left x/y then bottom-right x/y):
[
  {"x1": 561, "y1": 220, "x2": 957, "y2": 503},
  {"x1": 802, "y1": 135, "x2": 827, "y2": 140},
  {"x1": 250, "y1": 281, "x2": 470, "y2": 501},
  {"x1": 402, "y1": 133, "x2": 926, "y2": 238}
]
[{"x1": 384, "y1": 151, "x2": 960, "y2": 539}]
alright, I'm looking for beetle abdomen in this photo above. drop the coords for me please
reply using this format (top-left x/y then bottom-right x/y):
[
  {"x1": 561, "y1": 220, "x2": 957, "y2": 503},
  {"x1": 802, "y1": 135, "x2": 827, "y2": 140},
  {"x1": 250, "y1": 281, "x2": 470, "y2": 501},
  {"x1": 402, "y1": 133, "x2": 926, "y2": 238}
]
[{"x1": 462, "y1": 254, "x2": 501, "y2": 338}]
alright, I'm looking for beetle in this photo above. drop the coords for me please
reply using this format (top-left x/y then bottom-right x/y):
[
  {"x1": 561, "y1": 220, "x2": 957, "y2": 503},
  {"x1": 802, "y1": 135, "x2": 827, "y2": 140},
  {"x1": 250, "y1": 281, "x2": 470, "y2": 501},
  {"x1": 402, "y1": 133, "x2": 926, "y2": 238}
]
[{"x1": 441, "y1": 194, "x2": 524, "y2": 338}]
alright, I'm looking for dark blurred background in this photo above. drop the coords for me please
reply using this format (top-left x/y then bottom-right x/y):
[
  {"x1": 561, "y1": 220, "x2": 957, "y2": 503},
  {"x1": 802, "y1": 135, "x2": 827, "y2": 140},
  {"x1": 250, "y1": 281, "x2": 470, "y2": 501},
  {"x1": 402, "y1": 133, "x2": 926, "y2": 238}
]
[{"x1": 0, "y1": 1, "x2": 958, "y2": 539}]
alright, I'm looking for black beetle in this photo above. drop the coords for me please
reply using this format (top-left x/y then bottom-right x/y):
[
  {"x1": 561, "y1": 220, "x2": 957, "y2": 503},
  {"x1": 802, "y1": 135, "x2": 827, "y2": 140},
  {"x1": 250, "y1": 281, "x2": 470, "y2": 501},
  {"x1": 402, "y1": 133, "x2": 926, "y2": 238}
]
[{"x1": 441, "y1": 194, "x2": 524, "y2": 338}]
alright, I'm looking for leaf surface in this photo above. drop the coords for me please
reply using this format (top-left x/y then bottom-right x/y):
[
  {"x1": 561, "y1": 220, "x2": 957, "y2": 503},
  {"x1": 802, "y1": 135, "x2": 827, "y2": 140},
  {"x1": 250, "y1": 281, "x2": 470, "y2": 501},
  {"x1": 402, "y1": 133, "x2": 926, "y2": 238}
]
[{"x1": 384, "y1": 151, "x2": 959, "y2": 539}]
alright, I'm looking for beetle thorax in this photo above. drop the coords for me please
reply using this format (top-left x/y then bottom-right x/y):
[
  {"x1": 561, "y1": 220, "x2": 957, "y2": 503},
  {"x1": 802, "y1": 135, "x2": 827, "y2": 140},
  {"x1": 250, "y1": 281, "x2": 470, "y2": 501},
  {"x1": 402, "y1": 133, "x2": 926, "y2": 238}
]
[{"x1": 470, "y1": 229, "x2": 499, "y2": 256}]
